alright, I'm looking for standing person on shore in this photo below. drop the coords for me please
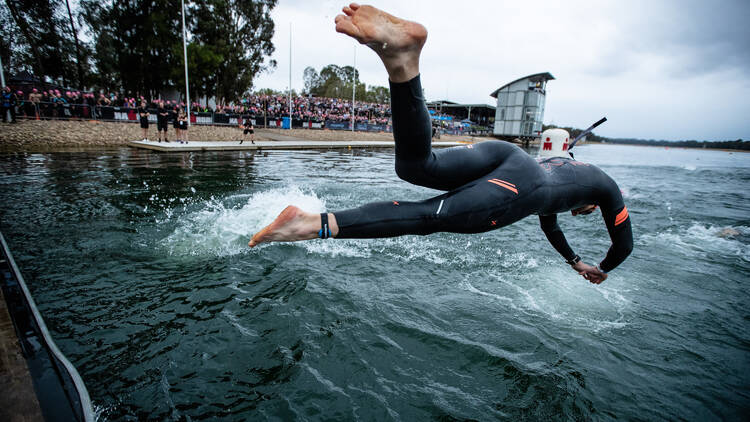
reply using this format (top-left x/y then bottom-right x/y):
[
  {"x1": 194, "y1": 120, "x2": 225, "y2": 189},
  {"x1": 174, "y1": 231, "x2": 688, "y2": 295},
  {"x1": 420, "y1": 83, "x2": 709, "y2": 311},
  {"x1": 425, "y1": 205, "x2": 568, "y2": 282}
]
[
  {"x1": 249, "y1": 3, "x2": 633, "y2": 284},
  {"x1": 138, "y1": 99, "x2": 150, "y2": 141},
  {"x1": 178, "y1": 110, "x2": 189, "y2": 144},
  {"x1": 2, "y1": 87, "x2": 18, "y2": 123},
  {"x1": 240, "y1": 116, "x2": 255, "y2": 144},
  {"x1": 157, "y1": 100, "x2": 170, "y2": 142},
  {"x1": 237, "y1": 113, "x2": 245, "y2": 143},
  {"x1": 172, "y1": 104, "x2": 181, "y2": 142},
  {"x1": 29, "y1": 89, "x2": 41, "y2": 119}
]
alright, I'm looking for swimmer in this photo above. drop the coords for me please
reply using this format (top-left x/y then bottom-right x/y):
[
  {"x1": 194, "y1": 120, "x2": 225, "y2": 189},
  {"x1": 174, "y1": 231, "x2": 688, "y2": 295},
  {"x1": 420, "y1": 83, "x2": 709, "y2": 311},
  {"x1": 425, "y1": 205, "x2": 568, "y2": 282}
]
[{"x1": 249, "y1": 4, "x2": 633, "y2": 284}]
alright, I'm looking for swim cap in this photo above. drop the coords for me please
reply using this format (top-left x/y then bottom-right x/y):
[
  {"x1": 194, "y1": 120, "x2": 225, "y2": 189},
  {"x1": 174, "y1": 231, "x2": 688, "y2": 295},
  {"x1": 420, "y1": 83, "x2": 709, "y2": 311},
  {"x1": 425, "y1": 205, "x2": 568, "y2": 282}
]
[{"x1": 538, "y1": 128, "x2": 571, "y2": 158}]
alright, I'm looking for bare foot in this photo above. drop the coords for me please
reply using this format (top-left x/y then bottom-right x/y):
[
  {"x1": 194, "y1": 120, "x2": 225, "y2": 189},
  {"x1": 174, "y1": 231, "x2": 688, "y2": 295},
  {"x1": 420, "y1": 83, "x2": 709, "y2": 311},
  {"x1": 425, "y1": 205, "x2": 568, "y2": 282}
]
[
  {"x1": 249, "y1": 205, "x2": 321, "y2": 247},
  {"x1": 335, "y1": 3, "x2": 427, "y2": 82}
]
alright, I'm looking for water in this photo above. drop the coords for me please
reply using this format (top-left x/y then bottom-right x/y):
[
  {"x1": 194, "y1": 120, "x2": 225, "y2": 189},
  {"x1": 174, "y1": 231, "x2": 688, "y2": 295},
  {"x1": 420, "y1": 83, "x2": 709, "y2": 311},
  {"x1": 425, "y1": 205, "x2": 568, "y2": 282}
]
[{"x1": 0, "y1": 144, "x2": 748, "y2": 421}]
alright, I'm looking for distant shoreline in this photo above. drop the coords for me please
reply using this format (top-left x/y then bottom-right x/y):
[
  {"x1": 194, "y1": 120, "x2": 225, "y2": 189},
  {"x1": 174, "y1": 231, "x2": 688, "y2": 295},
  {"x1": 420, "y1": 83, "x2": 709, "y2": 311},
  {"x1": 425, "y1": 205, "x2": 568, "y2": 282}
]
[
  {"x1": 0, "y1": 120, "x2": 746, "y2": 153},
  {"x1": 583, "y1": 141, "x2": 749, "y2": 153}
]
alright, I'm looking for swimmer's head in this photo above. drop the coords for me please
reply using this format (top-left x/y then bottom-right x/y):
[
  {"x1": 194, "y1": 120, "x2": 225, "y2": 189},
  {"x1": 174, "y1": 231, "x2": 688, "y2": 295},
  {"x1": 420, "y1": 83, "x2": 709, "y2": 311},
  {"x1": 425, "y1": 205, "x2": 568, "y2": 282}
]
[
  {"x1": 572, "y1": 204, "x2": 597, "y2": 216},
  {"x1": 538, "y1": 128, "x2": 571, "y2": 158}
]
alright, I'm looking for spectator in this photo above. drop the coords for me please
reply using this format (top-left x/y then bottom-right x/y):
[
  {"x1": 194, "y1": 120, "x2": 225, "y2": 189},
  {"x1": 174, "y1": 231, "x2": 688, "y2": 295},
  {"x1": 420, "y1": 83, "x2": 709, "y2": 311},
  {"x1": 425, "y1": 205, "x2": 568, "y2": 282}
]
[
  {"x1": 172, "y1": 104, "x2": 181, "y2": 142},
  {"x1": 1, "y1": 87, "x2": 17, "y2": 123},
  {"x1": 29, "y1": 88, "x2": 42, "y2": 119},
  {"x1": 156, "y1": 100, "x2": 169, "y2": 142},
  {"x1": 178, "y1": 109, "x2": 189, "y2": 144},
  {"x1": 239, "y1": 115, "x2": 254, "y2": 145},
  {"x1": 138, "y1": 99, "x2": 150, "y2": 141}
]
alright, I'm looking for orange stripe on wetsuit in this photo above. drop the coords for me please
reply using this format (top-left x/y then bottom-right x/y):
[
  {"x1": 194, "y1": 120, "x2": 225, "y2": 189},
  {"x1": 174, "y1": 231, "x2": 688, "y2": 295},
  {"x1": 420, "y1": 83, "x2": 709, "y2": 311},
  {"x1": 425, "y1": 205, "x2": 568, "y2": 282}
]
[
  {"x1": 615, "y1": 206, "x2": 629, "y2": 226},
  {"x1": 487, "y1": 178, "x2": 518, "y2": 194}
]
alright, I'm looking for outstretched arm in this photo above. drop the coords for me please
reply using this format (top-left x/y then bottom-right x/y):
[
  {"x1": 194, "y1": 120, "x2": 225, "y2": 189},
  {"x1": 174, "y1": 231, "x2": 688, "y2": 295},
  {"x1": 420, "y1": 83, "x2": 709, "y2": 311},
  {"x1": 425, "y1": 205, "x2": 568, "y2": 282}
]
[
  {"x1": 599, "y1": 206, "x2": 633, "y2": 272},
  {"x1": 539, "y1": 214, "x2": 575, "y2": 261},
  {"x1": 539, "y1": 214, "x2": 608, "y2": 284}
]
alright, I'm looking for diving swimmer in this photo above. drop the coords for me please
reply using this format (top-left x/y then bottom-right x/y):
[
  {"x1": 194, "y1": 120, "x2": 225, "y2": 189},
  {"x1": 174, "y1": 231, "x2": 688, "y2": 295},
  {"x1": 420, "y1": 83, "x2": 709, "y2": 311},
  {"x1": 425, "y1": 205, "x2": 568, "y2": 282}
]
[{"x1": 249, "y1": 3, "x2": 633, "y2": 285}]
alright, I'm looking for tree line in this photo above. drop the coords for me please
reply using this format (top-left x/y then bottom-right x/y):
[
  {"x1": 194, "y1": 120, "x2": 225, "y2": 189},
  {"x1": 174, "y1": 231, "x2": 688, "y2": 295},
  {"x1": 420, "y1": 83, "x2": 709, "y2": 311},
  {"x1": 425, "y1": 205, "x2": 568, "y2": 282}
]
[
  {"x1": 604, "y1": 138, "x2": 749, "y2": 151},
  {"x1": 543, "y1": 125, "x2": 747, "y2": 151},
  {"x1": 303, "y1": 65, "x2": 390, "y2": 103},
  {"x1": 1, "y1": 0, "x2": 277, "y2": 101}
]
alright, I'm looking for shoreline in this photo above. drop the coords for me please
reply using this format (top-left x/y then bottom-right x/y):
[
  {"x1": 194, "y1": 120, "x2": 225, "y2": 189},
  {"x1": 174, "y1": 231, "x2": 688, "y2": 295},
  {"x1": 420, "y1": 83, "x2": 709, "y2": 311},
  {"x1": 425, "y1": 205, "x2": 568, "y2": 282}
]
[
  {"x1": 0, "y1": 119, "x2": 482, "y2": 152},
  {"x1": 0, "y1": 120, "x2": 745, "y2": 153}
]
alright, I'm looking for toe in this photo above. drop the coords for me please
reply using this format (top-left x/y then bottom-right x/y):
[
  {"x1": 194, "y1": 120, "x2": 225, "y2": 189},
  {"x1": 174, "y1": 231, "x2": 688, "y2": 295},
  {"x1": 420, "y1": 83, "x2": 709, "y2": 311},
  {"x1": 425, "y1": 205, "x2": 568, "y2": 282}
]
[{"x1": 335, "y1": 17, "x2": 361, "y2": 37}]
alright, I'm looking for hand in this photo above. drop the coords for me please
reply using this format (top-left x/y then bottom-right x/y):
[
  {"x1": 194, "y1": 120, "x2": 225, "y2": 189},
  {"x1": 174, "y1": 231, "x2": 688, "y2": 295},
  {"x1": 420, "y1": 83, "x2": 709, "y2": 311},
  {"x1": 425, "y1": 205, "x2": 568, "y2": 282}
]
[{"x1": 571, "y1": 261, "x2": 608, "y2": 285}]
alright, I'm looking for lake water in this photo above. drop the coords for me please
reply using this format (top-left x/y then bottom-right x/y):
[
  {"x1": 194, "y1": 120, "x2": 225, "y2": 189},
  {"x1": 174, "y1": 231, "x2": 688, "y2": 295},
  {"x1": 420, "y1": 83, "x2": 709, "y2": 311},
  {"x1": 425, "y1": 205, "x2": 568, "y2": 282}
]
[{"x1": 0, "y1": 143, "x2": 748, "y2": 421}]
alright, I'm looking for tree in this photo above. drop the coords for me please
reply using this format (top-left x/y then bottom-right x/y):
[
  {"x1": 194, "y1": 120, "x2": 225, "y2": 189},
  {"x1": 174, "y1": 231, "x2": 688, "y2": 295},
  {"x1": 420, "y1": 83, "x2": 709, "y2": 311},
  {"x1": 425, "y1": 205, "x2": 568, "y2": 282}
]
[
  {"x1": 0, "y1": 6, "x2": 27, "y2": 76},
  {"x1": 81, "y1": 0, "x2": 183, "y2": 95},
  {"x1": 303, "y1": 66, "x2": 319, "y2": 94},
  {"x1": 64, "y1": 0, "x2": 85, "y2": 89},
  {"x1": 4, "y1": 0, "x2": 86, "y2": 87},
  {"x1": 82, "y1": 0, "x2": 276, "y2": 100},
  {"x1": 303, "y1": 64, "x2": 389, "y2": 103},
  {"x1": 190, "y1": 0, "x2": 277, "y2": 101}
]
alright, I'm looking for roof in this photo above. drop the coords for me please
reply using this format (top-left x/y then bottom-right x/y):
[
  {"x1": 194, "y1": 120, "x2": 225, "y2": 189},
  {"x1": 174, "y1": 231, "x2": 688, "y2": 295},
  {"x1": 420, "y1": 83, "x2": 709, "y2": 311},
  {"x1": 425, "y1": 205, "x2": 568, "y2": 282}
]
[
  {"x1": 426, "y1": 101, "x2": 496, "y2": 110},
  {"x1": 9, "y1": 71, "x2": 40, "y2": 83},
  {"x1": 489, "y1": 72, "x2": 555, "y2": 98}
]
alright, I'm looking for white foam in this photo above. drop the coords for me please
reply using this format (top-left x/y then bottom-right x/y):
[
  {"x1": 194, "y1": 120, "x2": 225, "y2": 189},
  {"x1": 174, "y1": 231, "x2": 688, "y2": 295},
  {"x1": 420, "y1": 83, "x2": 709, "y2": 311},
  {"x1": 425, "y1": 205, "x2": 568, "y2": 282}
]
[
  {"x1": 161, "y1": 185, "x2": 325, "y2": 256},
  {"x1": 460, "y1": 269, "x2": 631, "y2": 333},
  {"x1": 640, "y1": 223, "x2": 750, "y2": 261},
  {"x1": 300, "y1": 239, "x2": 372, "y2": 258}
]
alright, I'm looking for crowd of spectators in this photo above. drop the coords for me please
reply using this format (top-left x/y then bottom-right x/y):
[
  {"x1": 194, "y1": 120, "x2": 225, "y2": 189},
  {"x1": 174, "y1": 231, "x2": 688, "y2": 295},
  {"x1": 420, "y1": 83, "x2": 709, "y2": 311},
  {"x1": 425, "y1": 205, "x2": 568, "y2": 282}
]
[{"x1": 3, "y1": 85, "x2": 393, "y2": 126}]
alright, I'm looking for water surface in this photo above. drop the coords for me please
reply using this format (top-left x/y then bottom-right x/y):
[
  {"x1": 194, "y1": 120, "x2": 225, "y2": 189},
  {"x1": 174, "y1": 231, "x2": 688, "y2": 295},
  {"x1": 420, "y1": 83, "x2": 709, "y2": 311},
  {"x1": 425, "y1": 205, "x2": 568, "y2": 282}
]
[{"x1": 0, "y1": 144, "x2": 748, "y2": 420}]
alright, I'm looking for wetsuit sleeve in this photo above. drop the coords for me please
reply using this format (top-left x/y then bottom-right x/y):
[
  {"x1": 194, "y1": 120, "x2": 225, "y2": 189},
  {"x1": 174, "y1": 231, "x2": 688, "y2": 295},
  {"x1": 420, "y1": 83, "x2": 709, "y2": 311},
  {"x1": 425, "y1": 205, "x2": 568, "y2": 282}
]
[
  {"x1": 599, "y1": 206, "x2": 633, "y2": 272},
  {"x1": 539, "y1": 214, "x2": 576, "y2": 262},
  {"x1": 596, "y1": 173, "x2": 633, "y2": 272}
]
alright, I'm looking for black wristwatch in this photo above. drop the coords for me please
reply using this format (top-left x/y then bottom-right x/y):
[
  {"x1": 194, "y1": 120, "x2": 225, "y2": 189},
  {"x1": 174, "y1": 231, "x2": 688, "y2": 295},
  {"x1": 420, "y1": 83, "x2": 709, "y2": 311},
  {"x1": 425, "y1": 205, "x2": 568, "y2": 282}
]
[{"x1": 566, "y1": 255, "x2": 581, "y2": 266}]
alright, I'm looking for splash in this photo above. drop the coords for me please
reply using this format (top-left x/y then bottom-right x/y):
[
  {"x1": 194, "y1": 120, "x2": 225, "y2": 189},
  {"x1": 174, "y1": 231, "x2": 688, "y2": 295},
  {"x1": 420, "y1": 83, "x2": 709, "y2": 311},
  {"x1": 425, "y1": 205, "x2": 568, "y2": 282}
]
[
  {"x1": 460, "y1": 269, "x2": 630, "y2": 333},
  {"x1": 161, "y1": 186, "x2": 326, "y2": 256},
  {"x1": 640, "y1": 223, "x2": 750, "y2": 262}
]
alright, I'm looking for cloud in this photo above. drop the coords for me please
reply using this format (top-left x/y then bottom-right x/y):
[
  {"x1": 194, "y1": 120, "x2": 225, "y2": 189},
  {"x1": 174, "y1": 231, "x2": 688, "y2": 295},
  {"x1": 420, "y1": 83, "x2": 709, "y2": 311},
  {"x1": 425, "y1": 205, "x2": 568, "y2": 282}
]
[{"x1": 253, "y1": 0, "x2": 750, "y2": 140}]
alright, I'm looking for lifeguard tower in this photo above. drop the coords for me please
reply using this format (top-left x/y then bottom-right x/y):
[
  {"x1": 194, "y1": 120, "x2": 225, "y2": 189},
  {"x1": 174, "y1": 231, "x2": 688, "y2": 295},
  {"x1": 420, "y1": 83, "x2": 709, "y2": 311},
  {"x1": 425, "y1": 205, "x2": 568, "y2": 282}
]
[{"x1": 490, "y1": 72, "x2": 554, "y2": 140}]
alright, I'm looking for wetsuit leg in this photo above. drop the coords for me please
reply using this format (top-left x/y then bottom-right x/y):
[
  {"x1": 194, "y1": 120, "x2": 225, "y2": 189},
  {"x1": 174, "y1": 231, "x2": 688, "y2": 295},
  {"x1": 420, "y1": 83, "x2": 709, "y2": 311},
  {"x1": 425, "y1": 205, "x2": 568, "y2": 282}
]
[
  {"x1": 335, "y1": 158, "x2": 544, "y2": 239},
  {"x1": 391, "y1": 75, "x2": 524, "y2": 191}
]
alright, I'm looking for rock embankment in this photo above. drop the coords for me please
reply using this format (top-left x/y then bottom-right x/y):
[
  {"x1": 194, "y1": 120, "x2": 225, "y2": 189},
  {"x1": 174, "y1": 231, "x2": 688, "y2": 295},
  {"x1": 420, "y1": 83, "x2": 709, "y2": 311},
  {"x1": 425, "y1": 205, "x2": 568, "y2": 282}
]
[
  {"x1": 0, "y1": 120, "x2": 483, "y2": 152},
  {"x1": 0, "y1": 120, "x2": 399, "y2": 151}
]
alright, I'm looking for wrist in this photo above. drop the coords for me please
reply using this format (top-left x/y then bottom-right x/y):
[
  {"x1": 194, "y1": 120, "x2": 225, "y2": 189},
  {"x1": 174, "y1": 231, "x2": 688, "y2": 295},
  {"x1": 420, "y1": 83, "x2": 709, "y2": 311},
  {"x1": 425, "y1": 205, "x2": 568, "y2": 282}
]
[
  {"x1": 596, "y1": 264, "x2": 608, "y2": 274},
  {"x1": 566, "y1": 254, "x2": 581, "y2": 266}
]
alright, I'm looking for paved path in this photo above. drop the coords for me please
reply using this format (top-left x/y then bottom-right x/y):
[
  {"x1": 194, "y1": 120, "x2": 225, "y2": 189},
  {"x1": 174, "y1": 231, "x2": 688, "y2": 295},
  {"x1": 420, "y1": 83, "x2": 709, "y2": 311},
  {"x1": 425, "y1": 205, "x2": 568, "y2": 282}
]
[{"x1": 0, "y1": 288, "x2": 44, "y2": 422}]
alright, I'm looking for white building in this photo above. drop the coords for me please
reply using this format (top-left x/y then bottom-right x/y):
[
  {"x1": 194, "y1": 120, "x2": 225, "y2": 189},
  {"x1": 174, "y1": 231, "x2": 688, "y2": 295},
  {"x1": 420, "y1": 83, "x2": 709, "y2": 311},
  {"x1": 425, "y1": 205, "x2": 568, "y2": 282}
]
[{"x1": 490, "y1": 72, "x2": 554, "y2": 139}]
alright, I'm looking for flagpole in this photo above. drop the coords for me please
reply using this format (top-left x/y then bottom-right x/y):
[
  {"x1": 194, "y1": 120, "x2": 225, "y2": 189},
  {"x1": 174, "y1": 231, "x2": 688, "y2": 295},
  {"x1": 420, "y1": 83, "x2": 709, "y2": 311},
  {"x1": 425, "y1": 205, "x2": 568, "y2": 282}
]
[
  {"x1": 0, "y1": 53, "x2": 5, "y2": 87},
  {"x1": 288, "y1": 22, "x2": 292, "y2": 129},
  {"x1": 351, "y1": 44, "x2": 356, "y2": 132},
  {"x1": 0, "y1": 54, "x2": 5, "y2": 122},
  {"x1": 181, "y1": 0, "x2": 190, "y2": 126}
]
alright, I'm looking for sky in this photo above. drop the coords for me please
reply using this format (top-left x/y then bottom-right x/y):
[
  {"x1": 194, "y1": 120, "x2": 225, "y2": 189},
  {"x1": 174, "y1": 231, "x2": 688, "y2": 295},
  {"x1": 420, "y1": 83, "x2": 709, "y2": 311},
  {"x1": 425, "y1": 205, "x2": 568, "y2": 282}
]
[{"x1": 254, "y1": 0, "x2": 750, "y2": 141}]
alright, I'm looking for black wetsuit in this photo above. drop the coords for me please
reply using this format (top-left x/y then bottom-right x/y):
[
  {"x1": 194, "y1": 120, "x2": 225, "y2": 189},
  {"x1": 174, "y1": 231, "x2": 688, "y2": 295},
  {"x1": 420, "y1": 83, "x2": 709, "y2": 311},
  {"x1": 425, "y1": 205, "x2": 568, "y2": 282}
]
[
  {"x1": 172, "y1": 108, "x2": 180, "y2": 129},
  {"x1": 333, "y1": 75, "x2": 633, "y2": 272},
  {"x1": 138, "y1": 106, "x2": 149, "y2": 129},
  {"x1": 157, "y1": 106, "x2": 168, "y2": 131}
]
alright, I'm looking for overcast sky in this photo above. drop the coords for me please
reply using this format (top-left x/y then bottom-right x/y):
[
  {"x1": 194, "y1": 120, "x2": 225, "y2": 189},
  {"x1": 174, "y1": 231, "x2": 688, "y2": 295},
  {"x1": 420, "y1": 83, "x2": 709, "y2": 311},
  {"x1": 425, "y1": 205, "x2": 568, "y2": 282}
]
[{"x1": 254, "y1": 0, "x2": 750, "y2": 141}]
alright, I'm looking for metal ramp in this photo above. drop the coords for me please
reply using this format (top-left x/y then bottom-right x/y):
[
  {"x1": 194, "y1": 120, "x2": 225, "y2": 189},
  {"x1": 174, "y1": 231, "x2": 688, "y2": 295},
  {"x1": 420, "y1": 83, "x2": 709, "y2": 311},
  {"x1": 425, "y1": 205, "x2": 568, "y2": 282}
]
[{"x1": 0, "y1": 232, "x2": 95, "y2": 422}]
